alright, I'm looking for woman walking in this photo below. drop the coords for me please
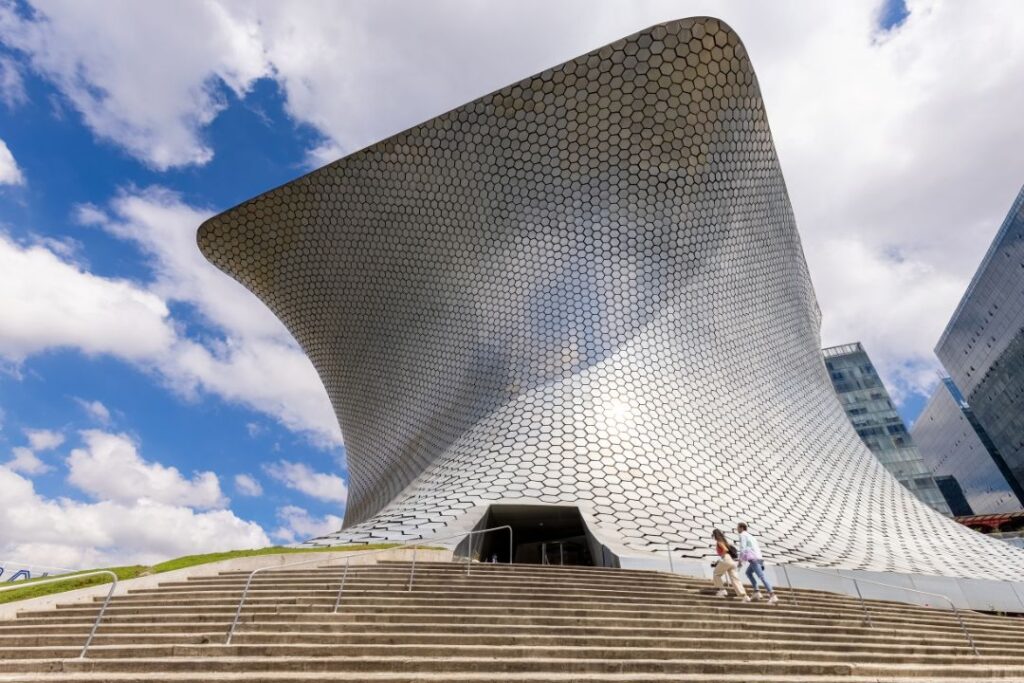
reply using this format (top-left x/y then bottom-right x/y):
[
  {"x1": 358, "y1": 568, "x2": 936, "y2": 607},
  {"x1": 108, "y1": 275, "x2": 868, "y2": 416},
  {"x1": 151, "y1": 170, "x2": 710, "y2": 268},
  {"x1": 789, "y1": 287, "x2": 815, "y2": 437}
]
[
  {"x1": 711, "y1": 528, "x2": 748, "y2": 601},
  {"x1": 736, "y1": 522, "x2": 779, "y2": 605}
]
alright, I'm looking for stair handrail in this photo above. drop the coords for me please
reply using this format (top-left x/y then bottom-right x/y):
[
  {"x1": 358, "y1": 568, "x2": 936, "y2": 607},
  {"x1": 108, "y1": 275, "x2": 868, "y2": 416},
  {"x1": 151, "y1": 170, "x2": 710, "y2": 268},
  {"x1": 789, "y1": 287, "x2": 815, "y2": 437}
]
[
  {"x1": 0, "y1": 559, "x2": 79, "y2": 576},
  {"x1": 783, "y1": 563, "x2": 979, "y2": 656},
  {"x1": 225, "y1": 524, "x2": 513, "y2": 645},
  {"x1": 0, "y1": 569, "x2": 118, "y2": 659},
  {"x1": 334, "y1": 524, "x2": 513, "y2": 613}
]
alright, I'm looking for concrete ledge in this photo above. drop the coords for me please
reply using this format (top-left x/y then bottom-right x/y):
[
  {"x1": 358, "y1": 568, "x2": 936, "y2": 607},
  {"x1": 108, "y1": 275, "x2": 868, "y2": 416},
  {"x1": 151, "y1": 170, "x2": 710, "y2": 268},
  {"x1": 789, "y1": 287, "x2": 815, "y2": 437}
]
[{"x1": 0, "y1": 547, "x2": 451, "y2": 621}]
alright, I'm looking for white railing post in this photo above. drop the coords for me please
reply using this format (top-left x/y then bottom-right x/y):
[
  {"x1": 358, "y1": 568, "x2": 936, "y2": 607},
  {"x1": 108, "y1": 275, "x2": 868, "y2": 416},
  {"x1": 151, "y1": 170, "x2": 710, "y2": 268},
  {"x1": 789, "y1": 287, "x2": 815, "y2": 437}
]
[
  {"x1": 407, "y1": 546, "x2": 417, "y2": 592},
  {"x1": 331, "y1": 558, "x2": 350, "y2": 614}
]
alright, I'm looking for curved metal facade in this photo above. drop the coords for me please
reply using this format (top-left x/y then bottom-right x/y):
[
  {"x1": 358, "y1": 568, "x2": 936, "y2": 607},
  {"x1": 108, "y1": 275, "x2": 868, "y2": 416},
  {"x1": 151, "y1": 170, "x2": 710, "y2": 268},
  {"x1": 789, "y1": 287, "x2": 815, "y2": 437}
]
[{"x1": 198, "y1": 17, "x2": 1024, "y2": 579}]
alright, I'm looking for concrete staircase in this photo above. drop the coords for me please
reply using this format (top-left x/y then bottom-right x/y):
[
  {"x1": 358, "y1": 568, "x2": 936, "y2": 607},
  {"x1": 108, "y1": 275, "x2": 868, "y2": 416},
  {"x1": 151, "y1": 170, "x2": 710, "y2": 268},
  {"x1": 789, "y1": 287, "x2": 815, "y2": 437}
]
[{"x1": 1, "y1": 560, "x2": 1024, "y2": 682}]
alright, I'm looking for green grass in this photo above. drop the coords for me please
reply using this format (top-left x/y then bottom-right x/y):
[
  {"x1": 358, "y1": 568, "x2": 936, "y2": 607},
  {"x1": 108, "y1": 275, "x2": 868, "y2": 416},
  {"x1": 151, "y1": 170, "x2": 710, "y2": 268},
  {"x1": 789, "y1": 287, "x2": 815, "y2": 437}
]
[{"x1": 0, "y1": 544, "x2": 408, "y2": 605}]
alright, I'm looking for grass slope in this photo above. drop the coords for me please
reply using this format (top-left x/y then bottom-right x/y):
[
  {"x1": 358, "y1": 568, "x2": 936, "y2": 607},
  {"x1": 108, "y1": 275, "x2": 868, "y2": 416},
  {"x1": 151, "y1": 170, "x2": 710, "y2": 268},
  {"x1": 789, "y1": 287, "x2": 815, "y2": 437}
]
[{"x1": 0, "y1": 544, "x2": 405, "y2": 605}]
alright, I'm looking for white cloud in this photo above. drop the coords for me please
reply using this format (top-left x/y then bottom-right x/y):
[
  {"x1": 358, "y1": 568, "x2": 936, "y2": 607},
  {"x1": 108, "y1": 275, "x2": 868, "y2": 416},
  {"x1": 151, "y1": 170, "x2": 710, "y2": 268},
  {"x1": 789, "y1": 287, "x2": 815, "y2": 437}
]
[
  {"x1": 0, "y1": 137, "x2": 23, "y2": 185},
  {"x1": 813, "y1": 238, "x2": 966, "y2": 402},
  {"x1": 263, "y1": 460, "x2": 348, "y2": 504},
  {"x1": 25, "y1": 428, "x2": 64, "y2": 451},
  {"x1": 271, "y1": 505, "x2": 343, "y2": 544},
  {"x1": 0, "y1": 0, "x2": 268, "y2": 170},
  {"x1": 82, "y1": 189, "x2": 342, "y2": 448},
  {"x1": 0, "y1": 232, "x2": 175, "y2": 362},
  {"x1": 5, "y1": 446, "x2": 50, "y2": 475},
  {"x1": 74, "y1": 398, "x2": 112, "y2": 424},
  {"x1": 234, "y1": 473, "x2": 262, "y2": 497},
  {"x1": 0, "y1": 198, "x2": 341, "y2": 448},
  {"x1": 67, "y1": 430, "x2": 227, "y2": 509},
  {"x1": 5, "y1": 0, "x2": 1024, "y2": 410},
  {"x1": 0, "y1": 56, "x2": 26, "y2": 108},
  {"x1": 0, "y1": 465, "x2": 269, "y2": 567}
]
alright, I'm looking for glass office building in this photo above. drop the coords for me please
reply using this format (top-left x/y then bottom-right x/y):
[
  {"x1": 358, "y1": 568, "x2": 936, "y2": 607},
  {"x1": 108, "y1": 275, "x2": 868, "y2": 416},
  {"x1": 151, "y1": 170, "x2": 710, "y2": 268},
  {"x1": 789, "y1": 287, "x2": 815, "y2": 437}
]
[
  {"x1": 912, "y1": 377, "x2": 1023, "y2": 515},
  {"x1": 934, "y1": 475, "x2": 974, "y2": 517},
  {"x1": 823, "y1": 343, "x2": 951, "y2": 514},
  {"x1": 935, "y1": 185, "x2": 1024, "y2": 497}
]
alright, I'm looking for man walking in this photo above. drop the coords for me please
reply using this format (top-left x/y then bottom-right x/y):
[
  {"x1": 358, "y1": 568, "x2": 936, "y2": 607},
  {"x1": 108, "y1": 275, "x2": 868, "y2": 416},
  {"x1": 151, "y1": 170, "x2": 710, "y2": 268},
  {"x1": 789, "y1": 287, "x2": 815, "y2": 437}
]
[{"x1": 736, "y1": 522, "x2": 778, "y2": 605}]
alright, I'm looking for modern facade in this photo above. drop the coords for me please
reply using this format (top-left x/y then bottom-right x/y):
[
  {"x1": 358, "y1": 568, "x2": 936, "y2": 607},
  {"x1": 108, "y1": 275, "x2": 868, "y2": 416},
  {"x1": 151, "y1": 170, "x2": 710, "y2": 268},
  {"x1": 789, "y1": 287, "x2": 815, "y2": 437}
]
[
  {"x1": 935, "y1": 475, "x2": 974, "y2": 517},
  {"x1": 936, "y1": 184, "x2": 1024, "y2": 497},
  {"x1": 198, "y1": 17, "x2": 1024, "y2": 582},
  {"x1": 913, "y1": 377, "x2": 1024, "y2": 515},
  {"x1": 822, "y1": 343, "x2": 950, "y2": 514}
]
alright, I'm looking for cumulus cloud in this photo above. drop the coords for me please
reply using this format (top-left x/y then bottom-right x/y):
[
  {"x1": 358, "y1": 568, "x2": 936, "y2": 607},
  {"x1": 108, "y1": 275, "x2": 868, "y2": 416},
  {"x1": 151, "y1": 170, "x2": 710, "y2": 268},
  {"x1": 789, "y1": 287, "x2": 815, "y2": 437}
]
[
  {"x1": 25, "y1": 428, "x2": 64, "y2": 451},
  {"x1": 5, "y1": 0, "x2": 1024, "y2": 409},
  {"x1": 234, "y1": 473, "x2": 263, "y2": 497},
  {"x1": 0, "y1": 0, "x2": 268, "y2": 170},
  {"x1": 67, "y1": 430, "x2": 227, "y2": 509},
  {"x1": 0, "y1": 195, "x2": 341, "y2": 448},
  {"x1": 813, "y1": 238, "x2": 967, "y2": 401},
  {"x1": 74, "y1": 398, "x2": 112, "y2": 424},
  {"x1": 4, "y1": 429, "x2": 65, "y2": 475},
  {"x1": 0, "y1": 137, "x2": 24, "y2": 185},
  {"x1": 0, "y1": 232, "x2": 175, "y2": 362},
  {"x1": 5, "y1": 446, "x2": 50, "y2": 475},
  {"x1": 83, "y1": 189, "x2": 342, "y2": 447},
  {"x1": 0, "y1": 465, "x2": 269, "y2": 567},
  {"x1": 271, "y1": 505, "x2": 343, "y2": 544},
  {"x1": 263, "y1": 460, "x2": 348, "y2": 504}
]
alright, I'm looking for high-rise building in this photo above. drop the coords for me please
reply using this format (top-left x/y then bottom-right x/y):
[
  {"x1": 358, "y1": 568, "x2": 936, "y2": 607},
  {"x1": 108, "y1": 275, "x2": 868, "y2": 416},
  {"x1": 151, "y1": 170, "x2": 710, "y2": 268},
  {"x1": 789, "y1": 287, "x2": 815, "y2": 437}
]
[
  {"x1": 934, "y1": 475, "x2": 974, "y2": 517},
  {"x1": 912, "y1": 377, "x2": 1024, "y2": 514},
  {"x1": 822, "y1": 342, "x2": 950, "y2": 514},
  {"x1": 199, "y1": 17, "x2": 1024, "y2": 582},
  {"x1": 936, "y1": 185, "x2": 1024, "y2": 495}
]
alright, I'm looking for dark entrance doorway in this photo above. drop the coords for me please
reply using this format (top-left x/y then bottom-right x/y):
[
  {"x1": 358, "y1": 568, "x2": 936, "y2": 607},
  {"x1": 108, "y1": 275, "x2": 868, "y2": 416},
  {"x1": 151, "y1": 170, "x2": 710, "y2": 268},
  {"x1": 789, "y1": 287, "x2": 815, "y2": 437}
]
[{"x1": 476, "y1": 504, "x2": 594, "y2": 565}]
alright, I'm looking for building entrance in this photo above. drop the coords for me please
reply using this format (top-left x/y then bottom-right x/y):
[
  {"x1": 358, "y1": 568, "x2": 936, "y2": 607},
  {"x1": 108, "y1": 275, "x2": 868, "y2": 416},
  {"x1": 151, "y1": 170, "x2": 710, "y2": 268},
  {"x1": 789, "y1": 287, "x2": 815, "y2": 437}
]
[{"x1": 474, "y1": 504, "x2": 594, "y2": 565}]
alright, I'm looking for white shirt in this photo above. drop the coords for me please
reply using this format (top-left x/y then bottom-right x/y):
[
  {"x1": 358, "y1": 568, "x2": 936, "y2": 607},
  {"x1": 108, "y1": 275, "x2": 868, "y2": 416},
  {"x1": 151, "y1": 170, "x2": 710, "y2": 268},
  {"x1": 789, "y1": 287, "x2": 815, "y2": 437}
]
[{"x1": 737, "y1": 530, "x2": 763, "y2": 561}]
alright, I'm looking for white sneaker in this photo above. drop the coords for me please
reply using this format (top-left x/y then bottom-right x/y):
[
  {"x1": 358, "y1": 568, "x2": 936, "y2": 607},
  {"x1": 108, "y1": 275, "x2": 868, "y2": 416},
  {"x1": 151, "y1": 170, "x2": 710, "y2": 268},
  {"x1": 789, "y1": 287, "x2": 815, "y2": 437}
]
[
  {"x1": 741, "y1": 595, "x2": 751, "y2": 602},
  {"x1": 767, "y1": 594, "x2": 779, "y2": 605},
  {"x1": 752, "y1": 591, "x2": 763, "y2": 601},
  {"x1": 715, "y1": 589, "x2": 728, "y2": 597}
]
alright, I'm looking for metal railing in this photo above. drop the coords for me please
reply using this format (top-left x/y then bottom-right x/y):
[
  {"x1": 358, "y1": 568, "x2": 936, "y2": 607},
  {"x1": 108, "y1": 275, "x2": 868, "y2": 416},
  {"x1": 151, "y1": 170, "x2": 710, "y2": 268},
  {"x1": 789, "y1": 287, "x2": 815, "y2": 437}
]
[
  {"x1": 225, "y1": 525, "x2": 513, "y2": 645},
  {"x1": 781, "y1": 564, "x2": 979, "y2": 656},
  {"x1": 0, "y1": 569, "x2": 118, "y2": 658},
  {"x1": 540, "y1": 541, "x2": 566, "y2": 566}
]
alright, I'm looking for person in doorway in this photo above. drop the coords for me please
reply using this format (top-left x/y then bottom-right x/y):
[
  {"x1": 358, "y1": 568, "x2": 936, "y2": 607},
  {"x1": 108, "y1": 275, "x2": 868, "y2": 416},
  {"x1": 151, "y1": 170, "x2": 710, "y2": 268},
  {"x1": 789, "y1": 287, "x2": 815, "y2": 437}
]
[
  {"x1": 711, "y1": 528, "x2": 748, "y2": 601},
  {"x1": 736, "y1": 522, "x2": 778, "y2": 605}
]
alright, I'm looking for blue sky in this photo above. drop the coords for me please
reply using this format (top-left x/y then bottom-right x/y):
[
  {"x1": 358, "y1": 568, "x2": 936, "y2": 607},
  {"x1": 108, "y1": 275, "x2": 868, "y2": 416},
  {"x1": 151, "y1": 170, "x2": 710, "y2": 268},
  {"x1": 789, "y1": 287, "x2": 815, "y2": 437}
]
[{"x1": 2, "y1": 0, "x2": 1024, "y2": 568}]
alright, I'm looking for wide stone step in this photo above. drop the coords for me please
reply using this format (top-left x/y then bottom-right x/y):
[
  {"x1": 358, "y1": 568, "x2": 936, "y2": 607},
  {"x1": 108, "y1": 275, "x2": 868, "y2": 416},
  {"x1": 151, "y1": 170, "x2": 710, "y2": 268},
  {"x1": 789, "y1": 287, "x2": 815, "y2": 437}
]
[
  {"x1": 0, "y1": 642, "x2": 1013, "y2": 666},
  {"x1": 36, "y1": 593, "x2": 983, "y2": 626},
  {"x1": 97, "y1": 589, "x2": 999, "y2": 628},
  {"x1": 0, "y1": 630, "x2": 1006, "y2": 656},
  {"x1": 4, "y1": 610, "x2": 1003, "y2": 651},
  {"x1": 227, "y1": 620, "x2": 1005, "y2": 645},
  {"x1": 0, "y1": 673, "x2": 1011, "y2": 683},
  {"x1": 4, "y1": 655, "x2": 1024, "y2": 678},
  {"x1": 0, "y1": 655, "x2": 922, "y2": 676},
  {"x1": 66, "y1": 599, "x2": 1000, "y2": 640},
  {"x1": 177, "y1": 575, "x2": 968, "y2": 617},
  {"x1": 5, "y1": 609, "x2": 1003, "y2": 645},
  {"x1": 1, "y1": 616, "x2": 1001, "y2": 648},
  {"x1": 0, "y1": 617, "x2": 999, "y2": 648},
  {"x1": 41, "y1": 602, "x2": 1007, "y2": 643}
]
